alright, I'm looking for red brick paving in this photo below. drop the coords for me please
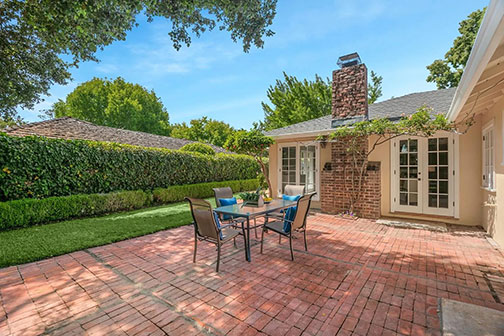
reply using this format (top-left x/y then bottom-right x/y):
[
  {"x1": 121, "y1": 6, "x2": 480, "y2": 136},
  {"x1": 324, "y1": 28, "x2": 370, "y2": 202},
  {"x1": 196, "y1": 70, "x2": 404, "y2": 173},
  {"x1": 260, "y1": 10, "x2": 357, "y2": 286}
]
[{"x1": 1, "y1": 214, "x2": 504, "y2": 335}]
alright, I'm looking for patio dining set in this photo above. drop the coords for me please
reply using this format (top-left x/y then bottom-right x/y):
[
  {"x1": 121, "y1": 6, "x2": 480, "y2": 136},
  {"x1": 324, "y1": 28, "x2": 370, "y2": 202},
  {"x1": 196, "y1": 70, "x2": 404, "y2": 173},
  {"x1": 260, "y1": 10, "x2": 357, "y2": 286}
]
[{"x1": 185, "y1": 186, "x2": 316, "y2": 272}]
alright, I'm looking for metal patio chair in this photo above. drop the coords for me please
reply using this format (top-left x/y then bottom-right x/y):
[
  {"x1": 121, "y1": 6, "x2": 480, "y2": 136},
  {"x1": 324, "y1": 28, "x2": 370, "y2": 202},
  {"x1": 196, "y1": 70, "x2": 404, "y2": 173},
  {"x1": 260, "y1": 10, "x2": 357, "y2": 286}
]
[
  {"x1": 186, "y1": 197, "x2": 246, "y2": 272},
  {"x1": 260, "y1": 193, "x2": 315, "y2": 261},
  {"x1": 213, "y1": 187, "x2": 259, "y2": 238}
]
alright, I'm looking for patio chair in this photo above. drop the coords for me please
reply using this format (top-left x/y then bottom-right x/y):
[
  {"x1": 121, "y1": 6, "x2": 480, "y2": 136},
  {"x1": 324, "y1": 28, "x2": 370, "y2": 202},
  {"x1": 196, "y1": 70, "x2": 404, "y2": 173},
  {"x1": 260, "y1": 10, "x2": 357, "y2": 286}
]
[
  {"x1": 267, "y1": 184, "x2": 306, "y2": 222},
  {"x1": 213, "y1": 187, "x2": 259, "y2": 238},
  {"x1": 260, "y1": 193, "x2": 315, "y2": 261},
  {"x1": 185, "y1": 197, "x2": 245, "y2": 272}
]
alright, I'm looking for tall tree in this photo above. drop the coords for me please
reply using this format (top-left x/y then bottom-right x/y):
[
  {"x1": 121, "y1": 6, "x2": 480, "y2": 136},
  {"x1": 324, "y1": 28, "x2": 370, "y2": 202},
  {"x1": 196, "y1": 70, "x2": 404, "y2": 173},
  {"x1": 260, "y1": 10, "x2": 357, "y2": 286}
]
[
  {"x1": 368, "y1": 70, "x2": 383, "y2": 104},
  {"x1": 0, "y1": 0, "x2": 277, "y2": 119},
  {"x1": 261, "y1": 72, "x2": 332, "y2": 131},
  {"x1": 261, "y1": 70, "x2": 383, "y2": 131},
  {"x1": 426, "y1": 8, "x2": 486, "y2": 89},
  {"x1": 48, "y1": 77, "x2": 170, "y2": 135},
  {"x1": 225, "y1": 130, "x2": 274, "y2": 196},
  {"x1": 170, "y1": 117, "x2": 237, "y2": 147}
]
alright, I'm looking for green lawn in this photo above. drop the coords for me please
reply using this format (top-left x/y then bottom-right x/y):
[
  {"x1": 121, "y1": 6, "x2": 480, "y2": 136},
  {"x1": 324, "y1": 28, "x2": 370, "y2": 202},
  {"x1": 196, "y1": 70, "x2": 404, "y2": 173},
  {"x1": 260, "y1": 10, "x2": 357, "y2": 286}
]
[{"x1": 0, "y1": 198, "x2": 217, "y2": 268}]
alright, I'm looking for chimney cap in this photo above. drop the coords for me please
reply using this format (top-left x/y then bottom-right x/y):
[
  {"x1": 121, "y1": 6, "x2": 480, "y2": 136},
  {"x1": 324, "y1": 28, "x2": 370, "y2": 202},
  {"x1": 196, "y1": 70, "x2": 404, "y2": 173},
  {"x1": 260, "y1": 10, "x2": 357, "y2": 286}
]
[{"x1": 337, "y1": 52, "x2": 361, "y2": 68}]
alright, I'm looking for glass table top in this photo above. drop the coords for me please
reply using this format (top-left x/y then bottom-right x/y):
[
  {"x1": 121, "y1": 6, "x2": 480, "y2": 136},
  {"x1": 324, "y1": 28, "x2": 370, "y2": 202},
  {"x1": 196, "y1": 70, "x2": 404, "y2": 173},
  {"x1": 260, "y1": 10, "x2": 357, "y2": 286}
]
[{"x1": 214, "y1": 199, "x2": 297, "y2": 217}]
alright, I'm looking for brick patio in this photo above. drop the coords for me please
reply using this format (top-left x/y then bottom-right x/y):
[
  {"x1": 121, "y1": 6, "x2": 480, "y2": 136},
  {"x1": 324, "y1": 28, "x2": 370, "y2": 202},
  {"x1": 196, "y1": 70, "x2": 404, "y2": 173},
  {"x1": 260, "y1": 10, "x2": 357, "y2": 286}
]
[{"x1": 1, "y1": 214, "x2": 504, "y2": 336}]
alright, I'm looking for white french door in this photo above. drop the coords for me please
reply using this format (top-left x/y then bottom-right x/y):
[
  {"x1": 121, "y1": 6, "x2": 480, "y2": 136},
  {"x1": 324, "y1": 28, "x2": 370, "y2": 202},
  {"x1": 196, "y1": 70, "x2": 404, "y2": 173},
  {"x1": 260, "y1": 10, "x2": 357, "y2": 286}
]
[
  {"x1": 278, "y1": 142, "x2": 320, "y2": 201},
  {"x1": 391, "y1": 134, "x2": 457, "y2": 217}
]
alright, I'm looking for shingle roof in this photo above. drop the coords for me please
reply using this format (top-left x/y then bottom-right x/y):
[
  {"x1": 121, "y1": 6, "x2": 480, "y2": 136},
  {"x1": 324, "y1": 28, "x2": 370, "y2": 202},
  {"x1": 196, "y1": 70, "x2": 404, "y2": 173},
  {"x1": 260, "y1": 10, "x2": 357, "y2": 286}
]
[
  {"x1": 4, "y1": 117, "x2": 229, "y2": 153},
  {"x1": 265, "y1": 88, "x2": 456, "y2": 137}
]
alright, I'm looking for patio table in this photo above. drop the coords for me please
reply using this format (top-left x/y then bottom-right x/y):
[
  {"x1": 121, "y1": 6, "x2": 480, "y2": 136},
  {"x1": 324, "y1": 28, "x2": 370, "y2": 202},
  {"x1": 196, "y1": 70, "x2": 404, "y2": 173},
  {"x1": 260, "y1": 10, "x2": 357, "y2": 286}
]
[{"x1": 214, "y1": 199, "x2": 297, "y2": 262}]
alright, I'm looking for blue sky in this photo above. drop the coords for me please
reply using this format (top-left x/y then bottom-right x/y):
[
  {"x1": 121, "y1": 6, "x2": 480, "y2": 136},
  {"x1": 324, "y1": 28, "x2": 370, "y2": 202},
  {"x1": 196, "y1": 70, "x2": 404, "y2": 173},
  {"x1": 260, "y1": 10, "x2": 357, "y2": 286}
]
[{"x1": 19, "y1": 0, "x2": 486, "y2": 129}]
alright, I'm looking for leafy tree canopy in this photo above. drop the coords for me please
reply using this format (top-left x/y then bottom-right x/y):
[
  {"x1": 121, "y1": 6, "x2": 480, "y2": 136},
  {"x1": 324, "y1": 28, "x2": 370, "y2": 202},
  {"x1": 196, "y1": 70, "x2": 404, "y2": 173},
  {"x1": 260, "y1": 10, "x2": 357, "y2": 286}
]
[
  {"x1": 426, "y1": 8, "x2": 486, "y2": 89},
  {"x1": 260, "y1": 72, "x2": 332, "y2": 131},
  {"x1": 368, "y1": 70, "x2": 383, "y2": 104},
  {"x1": 261, "y1": 70, "x2": 383, "y2": 131},
  {"x1": 170, "y1": 117, "x2": 237, "y2": 147},
  {"x1": 225, "y1": 130, "x2": 274, "y2": 195},
  {"x1": 0, "y1": 0, "x2": 277, "y2": 119},
  {"x1": 47, "y1": 77, "x2": 170, "y2": 135}
]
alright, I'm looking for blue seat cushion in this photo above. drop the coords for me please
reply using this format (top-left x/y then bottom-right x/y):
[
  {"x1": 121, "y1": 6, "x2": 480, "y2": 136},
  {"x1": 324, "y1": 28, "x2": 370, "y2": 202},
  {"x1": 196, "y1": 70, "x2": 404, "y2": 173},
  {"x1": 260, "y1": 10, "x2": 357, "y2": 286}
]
[
  {"x1": 213, "y1": 211, "x2": 224, "y2": 239},
  {"x1": 283, "y1": 206, "x2": 297, "y2": 233},
  {"x1": 219, "y1": 197, "x2": 237, "y2": 220},
  {"x1": 282, "y1": 194, "x2": 301, "y2": 202}
]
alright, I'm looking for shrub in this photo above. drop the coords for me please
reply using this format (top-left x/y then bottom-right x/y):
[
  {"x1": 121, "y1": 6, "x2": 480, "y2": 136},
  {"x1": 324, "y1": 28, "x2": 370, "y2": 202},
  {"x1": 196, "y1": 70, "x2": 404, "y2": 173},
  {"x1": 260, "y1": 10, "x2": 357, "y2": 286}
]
[
  {"x1": 153, "y1": 179, "x2": 259, "y2": 203},
  {"x1": 0, "y1": 134, "x2": 260, "y2": 201},
  {"x1": 0, "y1": 190, "x2": 151, "y2": 230},
  {"x1": 0, "y1": 179, "x2": 259, "y2": 231},
  {"x1": 179, "y1": 142, "x2": 216, "y2": 155}
]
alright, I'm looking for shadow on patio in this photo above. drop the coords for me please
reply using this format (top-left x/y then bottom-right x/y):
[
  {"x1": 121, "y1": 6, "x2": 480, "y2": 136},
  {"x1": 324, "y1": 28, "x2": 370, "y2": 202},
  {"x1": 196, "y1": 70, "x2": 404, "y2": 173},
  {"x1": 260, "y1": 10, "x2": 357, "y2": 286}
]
[{"x1": 1, "y1": 213, "x2": 504, "y2": 336}]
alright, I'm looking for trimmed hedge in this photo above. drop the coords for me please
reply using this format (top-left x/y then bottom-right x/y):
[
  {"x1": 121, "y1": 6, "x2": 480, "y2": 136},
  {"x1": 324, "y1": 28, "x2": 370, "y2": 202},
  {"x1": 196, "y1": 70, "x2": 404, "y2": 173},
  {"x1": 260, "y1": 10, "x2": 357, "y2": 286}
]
[
  {"x1": 153, "y1": 179, "x2": 258, "y2": 203},
  {"x1": 179, "y1": 142, "x2": 216, "y2": 155},
  {"x1": 0, "y1": 134, "x2": 259, "y2": 201},
  {"x1": 0, "y1": 179, "x2": 259, "y2": 231}
]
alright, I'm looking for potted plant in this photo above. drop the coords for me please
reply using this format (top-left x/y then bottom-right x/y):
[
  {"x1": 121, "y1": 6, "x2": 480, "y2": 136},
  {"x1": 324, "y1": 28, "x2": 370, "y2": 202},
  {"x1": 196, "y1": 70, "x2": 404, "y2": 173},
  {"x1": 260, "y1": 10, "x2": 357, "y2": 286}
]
[{"x1": 239, "y1": 187, "x2": 266, "y2": 207}]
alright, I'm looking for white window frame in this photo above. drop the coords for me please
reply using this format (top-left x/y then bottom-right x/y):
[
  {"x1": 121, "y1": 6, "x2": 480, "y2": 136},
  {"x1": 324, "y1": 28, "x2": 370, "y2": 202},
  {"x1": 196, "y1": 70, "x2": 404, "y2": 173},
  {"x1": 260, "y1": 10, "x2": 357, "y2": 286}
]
[
  {"x1": 482, "y1": 122, "x2": 495, "y2": 191},
  {"x1": 277, "y1": 142, "x2": 320, "y2": 201}
]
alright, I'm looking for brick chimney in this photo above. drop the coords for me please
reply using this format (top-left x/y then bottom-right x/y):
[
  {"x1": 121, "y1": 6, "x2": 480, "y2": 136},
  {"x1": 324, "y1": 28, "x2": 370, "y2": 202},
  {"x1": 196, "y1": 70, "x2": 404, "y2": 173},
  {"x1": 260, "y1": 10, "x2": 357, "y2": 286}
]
[{"x1": 331, "y1": 52, "x2": 368, "y2": 122}]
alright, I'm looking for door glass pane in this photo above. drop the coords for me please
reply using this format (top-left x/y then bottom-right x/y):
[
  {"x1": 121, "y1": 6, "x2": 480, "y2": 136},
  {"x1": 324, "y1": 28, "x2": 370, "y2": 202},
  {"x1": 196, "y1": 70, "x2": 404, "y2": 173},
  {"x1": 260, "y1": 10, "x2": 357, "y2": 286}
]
[
  {"x1": 439, "y1": 138, "x2": 448, "y2": 151},
  {"x1": 397, "y1": 139, "x2": 419, "y2": 208},
  {"x1": 428, "y1": 139, "x2": 437, "y2": 151},
  {"x1": 409, "y1": 193, "x2": 418, "y2": 206},
  {"x1": 400, "y1": 180, "x2": 408, "y2": 192},
  {"x1": 428, "y1": 194, "x2": 437, "y2": 207},
  {"x1": 409, "y1": 154, "x2": 418, "y2": 165},
  {"x1": 400, "y1": 193, "x2": 408, "y2": 205},
  {"x1": 428, "y1": 153, "x2": 437, "y2": 165},
  {"x1": 281, "y1": 146, "x2": 297, "y2": 194},
  {"x1": 299, "y1": 145, "x2": 316, "y2": 193},
  {"x1": 409, "y1": 180, "x2": 418, "y2": 193},
  {"x1": 439, "y1": 195, "x2": 448, "y2": 208},
  {"x1": 409, "y1": 167, "x2": 418, "y2": 178},
  {"x1": 428, "y1": 167, "x2": 437, "y2": 179},
  {"x1": 427, "y1": 137, "x2": 450, "y2": 210}
]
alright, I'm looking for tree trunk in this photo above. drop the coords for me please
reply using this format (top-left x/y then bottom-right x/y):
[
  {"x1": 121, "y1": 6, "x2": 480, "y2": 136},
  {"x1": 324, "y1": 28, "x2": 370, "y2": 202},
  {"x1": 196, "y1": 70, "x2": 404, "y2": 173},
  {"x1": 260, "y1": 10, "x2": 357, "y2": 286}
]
[{"x1": 257, "y1": 158, "x2": 272, "y2": 197}]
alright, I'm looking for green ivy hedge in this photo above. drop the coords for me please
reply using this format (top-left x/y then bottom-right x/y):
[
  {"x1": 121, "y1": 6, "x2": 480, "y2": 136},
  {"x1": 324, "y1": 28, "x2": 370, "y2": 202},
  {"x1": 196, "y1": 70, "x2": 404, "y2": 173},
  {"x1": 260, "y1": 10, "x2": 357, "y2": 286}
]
[
  {"x1": 0, "y1": 179, "x2": 259, "y2": 231},
  {"x1": 179, "y1": 142, "x2": 216, "y2": 155},
  {"x1": 0, "y1": 134, "x2": 260, "y2": 201},
  {"x1": 153, "y1": 179, "x2": 258, "y2": 203}
]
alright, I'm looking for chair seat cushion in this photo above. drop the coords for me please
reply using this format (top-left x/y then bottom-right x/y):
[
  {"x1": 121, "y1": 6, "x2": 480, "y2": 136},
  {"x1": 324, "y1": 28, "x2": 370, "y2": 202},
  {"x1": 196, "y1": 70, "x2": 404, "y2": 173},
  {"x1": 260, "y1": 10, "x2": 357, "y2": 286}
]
[{"x1": 219, "y1": 197, "x2": 237, "y2": 220}]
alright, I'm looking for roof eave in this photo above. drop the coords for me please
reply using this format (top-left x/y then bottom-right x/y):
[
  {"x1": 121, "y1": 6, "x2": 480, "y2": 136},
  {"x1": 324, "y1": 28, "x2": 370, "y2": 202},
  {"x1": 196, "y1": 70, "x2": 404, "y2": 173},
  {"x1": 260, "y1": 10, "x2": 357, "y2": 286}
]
[
  {"x1": 267, "y1": 129, "x2": 333, "y2": 140},
  {"x1": 447, "y1": 0, "x2": 504, "y2": 122}
]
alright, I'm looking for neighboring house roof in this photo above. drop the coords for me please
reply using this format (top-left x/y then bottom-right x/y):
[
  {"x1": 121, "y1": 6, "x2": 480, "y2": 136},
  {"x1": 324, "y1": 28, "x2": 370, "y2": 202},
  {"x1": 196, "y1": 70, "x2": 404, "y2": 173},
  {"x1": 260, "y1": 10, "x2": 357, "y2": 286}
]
[
  {"x1": 264, "y1": 88, "x2": 456, "y2": 138},
  {"x1": 3, "y1": 117, "x2": 229, "y2": 153}
]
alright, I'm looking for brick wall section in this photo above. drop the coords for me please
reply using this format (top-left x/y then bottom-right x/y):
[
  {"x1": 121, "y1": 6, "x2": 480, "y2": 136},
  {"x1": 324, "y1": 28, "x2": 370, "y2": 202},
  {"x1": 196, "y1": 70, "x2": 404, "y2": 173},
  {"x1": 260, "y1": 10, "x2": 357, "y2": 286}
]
[
  {"x1": 332, "y1": 63, "x2": 368, "y2": 119},
  {"x1": 321, "y1": 137, "x2": 381, "y2": 219}
]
